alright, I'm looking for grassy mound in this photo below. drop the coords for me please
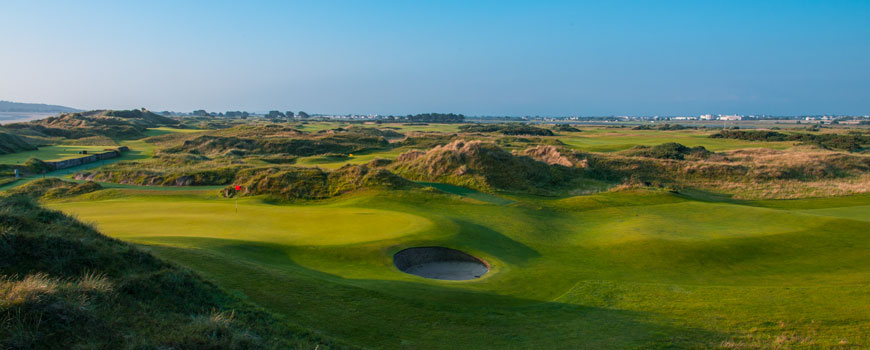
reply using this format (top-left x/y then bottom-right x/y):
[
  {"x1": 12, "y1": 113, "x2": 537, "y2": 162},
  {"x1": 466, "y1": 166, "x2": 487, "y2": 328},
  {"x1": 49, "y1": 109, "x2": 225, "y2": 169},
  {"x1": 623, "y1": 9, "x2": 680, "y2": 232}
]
[
  {"x1": 586, "y1": 146, "x2": 870, "y2": 198},
  {"x1": 225, "y1": 164, "x2": 418, "y2": 199},
  {"x1": 458, "y1": 123, "x2": 554, "y2": 136},
  {"x1": 0, "y1": 157, "x2": 51, "y2": 177},
  {"x1": 333, "y1": 126, "x2": 404, "y2": 139},
  {"x1": 391, "y1": 140, "x2": 580, "y2": 193},
  {"x1": 553, "y1": 124, "x2": 581, "y2": 132},
  {"x1": 3, "y1": 109, "x2": 179, "y2": 140},
  {"x1": 0, "y1": 195, "x2": 341, "y2": 349},
  {"x1": 76, "y1": 165, "x2": 241, "y2": 186},
  {"x1": 0, "y1": 132, "x2": 37, "y2": 155},
  {"x1": 164, "y1": 133, "x2": 387, "y2": 157},
  {"x1": 7, "y1": 178, "x2": 102, "y2": 199},
  {"x1": 623, "y1": 142, "x2": 712, "y2": 160}
]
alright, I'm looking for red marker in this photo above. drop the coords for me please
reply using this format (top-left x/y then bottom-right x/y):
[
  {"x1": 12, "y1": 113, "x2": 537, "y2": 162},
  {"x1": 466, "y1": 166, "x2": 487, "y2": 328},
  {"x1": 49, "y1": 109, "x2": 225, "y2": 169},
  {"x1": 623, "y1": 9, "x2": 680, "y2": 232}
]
[{"x1": 233, "y1": 185, "x2": 241, "y2": 214}]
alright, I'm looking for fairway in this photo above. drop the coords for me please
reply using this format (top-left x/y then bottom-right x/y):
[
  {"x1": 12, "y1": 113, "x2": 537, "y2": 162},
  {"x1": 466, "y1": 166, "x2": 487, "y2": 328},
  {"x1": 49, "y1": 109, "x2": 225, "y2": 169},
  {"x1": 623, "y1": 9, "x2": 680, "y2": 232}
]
[
  {"x1": 46, "y1": 189, "x2": 870, "y2": 348},
  {"x1": 0, "y1": 145, "x2": 118, "y2": 163}
]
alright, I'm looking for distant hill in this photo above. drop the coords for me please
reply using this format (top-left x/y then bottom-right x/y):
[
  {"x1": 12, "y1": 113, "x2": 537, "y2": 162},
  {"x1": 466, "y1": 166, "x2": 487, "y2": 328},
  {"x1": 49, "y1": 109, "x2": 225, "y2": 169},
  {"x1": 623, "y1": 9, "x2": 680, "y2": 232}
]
[
  {"x1": 0, "y1": 100, "x2": 80, "y2": 113},
  {"x1": 2, "y1": 109, "x2": 180, "y2": 140}
]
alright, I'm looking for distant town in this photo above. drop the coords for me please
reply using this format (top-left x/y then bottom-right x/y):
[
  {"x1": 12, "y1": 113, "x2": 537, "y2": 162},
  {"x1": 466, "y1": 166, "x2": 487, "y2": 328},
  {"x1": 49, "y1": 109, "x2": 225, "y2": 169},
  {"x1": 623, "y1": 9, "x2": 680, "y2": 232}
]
[
  {"x1": 157, "y1": 110, "x2": 870, "y2": 125},
  {"x1": 2, "y1": 99, "x2": 869, "y2": 125}
]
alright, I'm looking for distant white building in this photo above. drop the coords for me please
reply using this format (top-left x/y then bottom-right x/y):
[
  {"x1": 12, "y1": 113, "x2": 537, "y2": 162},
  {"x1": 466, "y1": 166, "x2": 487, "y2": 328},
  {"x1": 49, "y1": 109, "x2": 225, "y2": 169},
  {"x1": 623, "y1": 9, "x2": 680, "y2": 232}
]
[
  {"x1": 720, "y1": 115, "x2": 742, "y2": 121},
  {"x1": 700, "y1": 114, "x2": 714, "y2": 120}
]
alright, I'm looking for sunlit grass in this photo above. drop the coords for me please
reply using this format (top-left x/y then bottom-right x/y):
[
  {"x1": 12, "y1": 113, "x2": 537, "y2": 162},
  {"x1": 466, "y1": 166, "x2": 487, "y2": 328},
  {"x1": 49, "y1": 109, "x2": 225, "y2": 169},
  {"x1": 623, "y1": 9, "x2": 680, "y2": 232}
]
[{"x1": 46, "y1": 189, "x2": 870, "y2": 349}]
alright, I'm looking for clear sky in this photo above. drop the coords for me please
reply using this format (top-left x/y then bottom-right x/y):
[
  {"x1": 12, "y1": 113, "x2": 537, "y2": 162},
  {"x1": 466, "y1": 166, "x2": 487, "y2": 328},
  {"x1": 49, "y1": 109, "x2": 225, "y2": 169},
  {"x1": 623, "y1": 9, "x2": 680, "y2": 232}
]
[{"x1": 1, "y1": 0, "x2": 868, "y2": 116}]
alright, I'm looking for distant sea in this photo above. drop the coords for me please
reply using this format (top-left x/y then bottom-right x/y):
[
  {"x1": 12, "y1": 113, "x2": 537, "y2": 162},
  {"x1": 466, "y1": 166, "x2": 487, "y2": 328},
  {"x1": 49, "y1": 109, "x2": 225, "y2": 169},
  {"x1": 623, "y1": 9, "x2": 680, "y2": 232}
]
[{"x1": 0, "y1": 112, "x2": 54, "y2": 124}]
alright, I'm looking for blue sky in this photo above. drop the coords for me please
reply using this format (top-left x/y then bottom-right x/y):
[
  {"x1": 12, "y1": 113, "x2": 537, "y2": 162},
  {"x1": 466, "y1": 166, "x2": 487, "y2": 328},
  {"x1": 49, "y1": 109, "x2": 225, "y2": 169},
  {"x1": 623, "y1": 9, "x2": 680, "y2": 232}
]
[{"x1": 1, "y1": 0, "x2": 868, "y2": 115}]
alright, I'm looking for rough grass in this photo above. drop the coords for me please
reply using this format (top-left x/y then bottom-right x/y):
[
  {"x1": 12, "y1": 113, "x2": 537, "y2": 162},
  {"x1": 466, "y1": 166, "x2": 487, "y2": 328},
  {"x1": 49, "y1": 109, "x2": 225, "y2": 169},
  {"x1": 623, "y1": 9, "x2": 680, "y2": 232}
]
[
  {"x1": 161, "y1": 125, "x2": 392, "y2": 158},
  {"x1": 225, "y1": 164, "x2": 419, "y2": 199},
  {"x1": 0, "y1": 132, "x2": 37, "y2": 155},
  {"x1": 584, "y1": 146, "x2": 870, "y2": 199},
  {"x1": 7, "y1": 178, "x2": 103, "y2": 199},
  {"x1": 391, "y1": 140, "x2": 583, "y2": 194}
]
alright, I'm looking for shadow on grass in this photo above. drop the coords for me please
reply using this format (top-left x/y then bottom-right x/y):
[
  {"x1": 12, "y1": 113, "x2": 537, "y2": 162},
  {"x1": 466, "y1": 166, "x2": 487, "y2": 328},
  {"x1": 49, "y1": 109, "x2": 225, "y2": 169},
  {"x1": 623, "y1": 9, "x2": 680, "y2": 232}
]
[
  {"x1": 418, "y1": 182, "x2": 514, "y2": 205},
  {"x1": 673, "y1": 188, "x2": 749, "y2": 205},
  {"x1": 138, "y1": 237, "x2": 724, "y2": 349},
  {"x1": 444, "y1": 219, "x2": 541, "y2": 266}
]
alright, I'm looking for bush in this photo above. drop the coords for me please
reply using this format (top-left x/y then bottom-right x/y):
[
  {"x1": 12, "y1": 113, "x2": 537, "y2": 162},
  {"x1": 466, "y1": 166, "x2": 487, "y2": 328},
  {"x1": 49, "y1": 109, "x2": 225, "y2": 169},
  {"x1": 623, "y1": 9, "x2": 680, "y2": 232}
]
[
  {"x1": 554, "y1": 124, "x2": 581, "y2": 132},
  {"x1": 459, "y1": 123, "x2": 555, "y2": 136},
  {"x1": 625, "y1": 143, "x2": 712, "y2": 160}
]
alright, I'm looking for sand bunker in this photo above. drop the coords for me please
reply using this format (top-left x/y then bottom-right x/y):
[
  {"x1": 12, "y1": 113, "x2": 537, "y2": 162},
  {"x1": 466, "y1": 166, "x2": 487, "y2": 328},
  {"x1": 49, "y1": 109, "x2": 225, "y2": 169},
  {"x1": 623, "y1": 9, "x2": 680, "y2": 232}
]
[{"x1": 394, "y1": 247, "x2": 489, "y2": 280}]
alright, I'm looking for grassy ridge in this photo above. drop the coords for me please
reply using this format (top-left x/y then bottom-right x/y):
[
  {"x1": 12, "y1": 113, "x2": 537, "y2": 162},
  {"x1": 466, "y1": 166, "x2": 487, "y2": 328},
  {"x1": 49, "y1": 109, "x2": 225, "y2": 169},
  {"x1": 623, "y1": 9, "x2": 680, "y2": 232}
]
[
  {"x1": 1, "y1": 109, "x2": 179, "y2": 141},
  {"x1": 0, "y1": 132, "x2": 36, "y2": 155}
]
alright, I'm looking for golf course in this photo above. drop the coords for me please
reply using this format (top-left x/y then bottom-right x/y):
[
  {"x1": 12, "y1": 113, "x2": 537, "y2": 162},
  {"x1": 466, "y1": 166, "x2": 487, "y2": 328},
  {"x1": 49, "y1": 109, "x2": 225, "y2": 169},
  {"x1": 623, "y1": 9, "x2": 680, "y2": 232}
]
[
  {"x1": 2, "y1": 111, "x2": 869, "y2": 349},
  {"x1": 43, "y1": 187, "x2": 870, "y2": 348}
]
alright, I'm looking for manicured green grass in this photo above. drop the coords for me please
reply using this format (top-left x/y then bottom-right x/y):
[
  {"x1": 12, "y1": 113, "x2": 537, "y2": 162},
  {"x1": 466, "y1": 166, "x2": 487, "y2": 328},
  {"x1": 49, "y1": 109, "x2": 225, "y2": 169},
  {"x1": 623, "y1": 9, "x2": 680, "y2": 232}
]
[
  {"x1": 418, "y1": 182, "x2": 514, "y2": 205},
  {"x1": 0, "y1": 139, "x2": 159, "y2": 191},
  {"x1": 295, "y1": 148, "x2": 407, "y2": 169},
  {"x1": 47, "y1": 188, "x2": 870, "y2": 349},
  {"x1": 51, "y1": 196, "x2": 432, "y2": 246},
  {"x1": 143, "y1": 127, "x2": 206, "y2": 137},
  {"x1": 0, "y1": 145, "x2": 118, "y2": 163}
]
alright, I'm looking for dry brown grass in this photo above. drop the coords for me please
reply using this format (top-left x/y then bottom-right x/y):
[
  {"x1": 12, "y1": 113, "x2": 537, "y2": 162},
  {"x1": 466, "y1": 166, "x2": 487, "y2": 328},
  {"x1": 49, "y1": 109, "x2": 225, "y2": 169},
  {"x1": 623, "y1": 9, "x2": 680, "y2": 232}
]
[
  {"x1": 520, "y1": 145, "x2": 575, "y2": 167},
  {"x1": 694, "y1": 174, "x2": 870, "y2": 199},
  {"x1": 76, "y1": 272, "x2": 114, "y2": 293},
  {"x1": 0, "y1": 273, "x2": 59, "y2": 306},
  {"x1": 670, "y1": 147, "x2": 870, "y2": 199},
  {"x1": 0, "y1": 272, "x2": 114, "y2": 308}
]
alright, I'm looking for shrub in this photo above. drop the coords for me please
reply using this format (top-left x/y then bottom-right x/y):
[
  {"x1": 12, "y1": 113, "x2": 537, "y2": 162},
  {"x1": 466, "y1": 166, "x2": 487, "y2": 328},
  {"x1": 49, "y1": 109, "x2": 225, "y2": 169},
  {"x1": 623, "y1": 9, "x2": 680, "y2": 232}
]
[
  {"x1": 459, "y1": 123, "x2": 555, "y2": 136},
  {"x1": 624, "y1": 143, "x2": 712, "y2": 160}
]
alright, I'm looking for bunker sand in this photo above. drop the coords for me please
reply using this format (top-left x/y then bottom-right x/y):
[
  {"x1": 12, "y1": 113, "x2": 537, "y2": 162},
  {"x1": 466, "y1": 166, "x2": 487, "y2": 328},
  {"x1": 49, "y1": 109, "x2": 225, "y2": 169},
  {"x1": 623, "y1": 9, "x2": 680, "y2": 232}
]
[{"x1": 394, "y1": 246, "x2": 489, "y2": 280}]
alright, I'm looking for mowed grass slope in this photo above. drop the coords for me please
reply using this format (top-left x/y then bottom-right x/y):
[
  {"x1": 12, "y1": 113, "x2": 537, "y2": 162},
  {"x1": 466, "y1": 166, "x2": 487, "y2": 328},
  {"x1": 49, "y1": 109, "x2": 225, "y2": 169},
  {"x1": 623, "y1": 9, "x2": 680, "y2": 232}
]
[{"x1": 48, "y1": 188, "x2": 870, "y2": 349}]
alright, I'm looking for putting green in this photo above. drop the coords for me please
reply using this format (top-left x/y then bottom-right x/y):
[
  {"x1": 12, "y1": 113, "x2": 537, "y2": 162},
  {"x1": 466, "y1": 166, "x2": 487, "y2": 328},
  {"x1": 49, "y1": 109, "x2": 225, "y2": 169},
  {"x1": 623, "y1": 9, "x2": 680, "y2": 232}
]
[{"x1": 51, "y1": 198, "x2": 433, "y2": 246}]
